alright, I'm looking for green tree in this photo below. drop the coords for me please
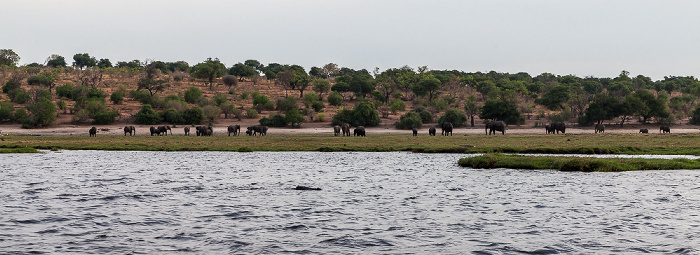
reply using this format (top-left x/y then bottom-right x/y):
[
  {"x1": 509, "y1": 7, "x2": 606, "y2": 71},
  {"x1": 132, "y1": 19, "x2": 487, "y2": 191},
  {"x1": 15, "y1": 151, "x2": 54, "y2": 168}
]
[
  {"x1": 580, "y1": 93, "x2": 621, "y2": 125},
  {"x1": 183, "y1": 107, "x2": 205, "y2": 125},
  {"x1": 438, "y1": 109, "x2": 468, "y2": 127},
  {"x1": 480, "y1": 97, "x2": 523, "y2": 125},
  {"x1": 412, "y1": 75, "x2": 442, "y2": 104},
  {"x1": 395, "y1": 111, "x2": 422, "y2": 129},
  {"x1": 633, "y1": 89, "x2": 670, "y2": 123},
  {"x1": 46, "y1": 54, "x2": 67, "y2": 68},
  {"x1": 535, "y1": 85, "x2": 570, "y2": 111},
  {"x1": 244, "y1": 59, "x2": 264, "y2": 73},
  {"x1": 285, "y1": 108, "x2": 304, "y2": 127},
  {"x1": 229, "y1": 63, "x2": 257, "y2": 81},
  {"x1": 389, "y1": 98, "x2": 405, "y2": 115},
  {"x1": 463, "y1": 94, "x2": 480, "y2": 127},
  {"x1": 0, "y1": 101, "x2": 15, "y2": 122},
  {"x1": 97, "y1": 58, "x2": 112, "y2": 68},
  {"x1": 134, "y1": 104, "x2": 161, "y2": 124},
  {"x1": 312, "y1": 78, "x2": 331, "y2": 100},
  {"x1": 327, "y1": 91, "x2": 343, "y2": 106},
  {"x1": 23, "y1": 97, "x2": 57, "y2": 128},
  {"x1": 110, "y1": 91, "x2": 124, "y2": 104},
  {"x1": 0, "y1": 49, "x2": 20, "y2": 67},
  {"x1": 72, "y1": 53, "x2": 97, "y2": 69},
  {"x1": 190, "y1": 58, "x2": 227, "y2": 89},
  {"x1": 184, "y1": 87, "x2": 203, "y2": 104},
  {"x1": 202, "y1": 105, "x2": 221, "y2": 123},
  {"x1": 351, "y1": 101, "x2": 381, "y2": 126},
  {"x1": 222, "y1": 74, "x2": 238, "y2": 90}
]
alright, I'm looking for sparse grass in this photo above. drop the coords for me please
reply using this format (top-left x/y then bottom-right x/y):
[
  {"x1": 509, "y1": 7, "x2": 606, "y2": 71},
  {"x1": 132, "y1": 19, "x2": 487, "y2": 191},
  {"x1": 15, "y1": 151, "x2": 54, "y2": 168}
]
[
  {"x1": 0, "y1": 147, "x2": 38, "y2": 153},
  {"x1": 1, "y1": 133, "x2": 700, "y2": 155},
  {"x1": 458, "y1": 153, "x2": 700, "y2": 172}
]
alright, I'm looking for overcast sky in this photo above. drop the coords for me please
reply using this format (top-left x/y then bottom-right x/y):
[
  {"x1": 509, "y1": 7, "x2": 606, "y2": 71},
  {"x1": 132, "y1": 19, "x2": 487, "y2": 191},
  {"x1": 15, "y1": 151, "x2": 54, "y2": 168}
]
[{"x1": 3, "y1": 0, "x2": 699, "y2": 80}]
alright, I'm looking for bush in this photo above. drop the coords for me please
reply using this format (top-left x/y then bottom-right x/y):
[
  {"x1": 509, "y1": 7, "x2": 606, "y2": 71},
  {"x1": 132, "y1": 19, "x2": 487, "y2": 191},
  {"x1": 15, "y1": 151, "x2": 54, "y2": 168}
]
[
  {"x1": 253, "y1": 92, "x2": 270, "y2": 106},
  {"x1": 246, "y1": 108, "x2": 258, "y2": 118},
  {"x1": 23, "y1": 97, "x2": 57, "y2": 128},
  {"x1": 130, "y1": 90, "x2": 153, "y2": 105},
  {"x1": 231, "y1": 108, "x2": 243, "y2": 119},
  {"x1": 134, "y1": 104, "x2": 161, "y2": 125},
  {"x1": 13, "y1": 108, "x2": 28, "y2": 124},
  {"x1": 10, "y1": 90, "x2": 31, "y2": 104},
  {"x1": 87, "y1": 88, "x2": 107, "y2": 99},
  {"x1": 162, "y1": 108, "x2": 185, "y2": 124},
  {"x1": 690, "y1": 107, "x2": 700, "y2": 125},
  {"x1": 183, "y1": 107, "x2": 204, "y2": 125},
  {"x1": 260, "y1": 114, "x2": 287, "y2": 127},
  {"x1": 263, "y1": 100, "x2": 275, "y2": 111},
  {"x1": 202, "y1": 105, "x2": 221, "y2": 123},
  {"x1": 389, "y1": 98, "x2": 405, "y2": 114},
  {"x1": 276, "y1": 96, "x2": 298, "y2": 112},
  {"x1": 184, "y1": 87, "x2": 203, "y2": 103},
  {"x1": 438, "y1": 109, "x2": 467, "y2": 127},
  {"x1": 303, "y1": 92, "x2": 319, "y2": 108},
  {"x1": 315, "y1": 113, "x2": 326, "y2": 122},
  {"x1": 330, "y1": 101, "x2": 381, "y2": 127},
  {"x1": 2, "y1": 79, "x2": 21, "y2": 94},
  {"x1": 239, "y1": 91, "x2": 249, "y2": 100},
  {"x1": 110, "y1": 91, "x2": 124, "y2": 104},
  {"x1": 214, "y1": 93, "x2": 227, "y2": 106},
  {"x1": 0, "y1": 101, "x2": 15, "y2": 122},
  {"x1": 56, "y1": 83, "x2": 74, "y2": 98},
  {"x1": 285, "y1": 108, "x2": 304, "y2": 127},
  {"x1": 311, "y1": 101, "x2": 325, "y2": 112},
  {"x1": 395, "y1": 111, "x2": 423, "y2": 129},
  {"x1": 327, "y1": 91, "x2": 343, "y2": 106},
  {"x1": 91, "y1": 110, "x2": 118, "y2": 125},
  {"x1": 414, "y1": 106, "x2": 434, "y2": 123}
]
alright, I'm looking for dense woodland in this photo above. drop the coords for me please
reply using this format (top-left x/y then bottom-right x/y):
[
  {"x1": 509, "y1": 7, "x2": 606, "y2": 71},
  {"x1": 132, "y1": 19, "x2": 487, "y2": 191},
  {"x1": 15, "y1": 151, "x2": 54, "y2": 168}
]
[{"x1": 1, "y1": 49, "x2": 700, "y2": 129}]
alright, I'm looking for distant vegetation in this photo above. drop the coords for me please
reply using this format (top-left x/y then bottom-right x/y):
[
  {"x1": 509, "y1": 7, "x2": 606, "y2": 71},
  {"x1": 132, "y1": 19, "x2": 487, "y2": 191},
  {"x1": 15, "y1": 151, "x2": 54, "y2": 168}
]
[{"x1": 1, "y1": 49, "x2": 698, "y2": 129}]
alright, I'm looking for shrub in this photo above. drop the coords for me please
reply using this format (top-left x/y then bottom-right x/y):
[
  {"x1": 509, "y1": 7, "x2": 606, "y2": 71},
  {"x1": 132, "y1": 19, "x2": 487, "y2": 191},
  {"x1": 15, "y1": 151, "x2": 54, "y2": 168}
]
[
  {"x1": 330, "y1": 101, "x2": 381, "y2": 127},
  {"x1": 315, "y1": 113, "x2": 326, "y2": 122},
  {"x1": 414, "y1": 106, "x2": 434, "y2": 123},
  {"x1": 10, "y1": 90, "x2": 31, "y2": 104},
  {"x1": 302, "y1": 92, "x2": 319, "y2": 108},
  {"x1": 214, "y1": 93, "x2": 227, "y2": 106},
  {"x1": 438, "y1": 109, "x2": 467, "y2": 127},
  {"x1": 389, "y1": 98, "x2": 405, "y2": 114},
  {"x1": 276, "y1": 96, "x2": 298, "y2": 112},
  {"x1": 130, "y1": 90, "x2": 152, "y2": 105},
  {"x1": 183, "y1": 107, "x2": 204, "y2": 125},
  {"x1": 327, "y1": 91, "x2": 343, "y2": 106},
  {"x1": 87, "y1": 88, "x2": 107, "y2": 99},
  {"x1": 285, "y1": 108, "x2": 304, "y2": 127},
  {"x1": 202, "y1": 105, "x2": 221, "y2": 123},
  {"x1": 690, "y1": 107, "x2": 700, "y2": 125},
  {"x1": 231, "y1": 108, "x2": 243, "y2": 119},
  {"x1": 91, "y1": 110, "x2": 118, "y2": 125},
  {"x1": 134, "y1": 104, "x2": 161, "y2": 125},
  {"x1": 239, "y1": 91, "x2": 249, "y2": 100},
  {"x1": 2, "y1": 79, "x2": 21, "y2": 94},
  {"x1": 13, "y1": 108, "x2": 28, "y2": 124},
  {"x1": 0, "y1": 101, "x2": 14, "y2": 122},
  {"x1": 260, "y1": 114, "x2": 287, "y2": 127},
  {"x1": 263, "y1": 100, "x2": 275, "y2": 111},
  {"x1": 162, "y1": 108, "x2": 184, "y2": 124},
  {"x1": 395, "y1": 111, "x2": 423, "y2": 129},
  {"x1": 184, "y1": 87, "x2": 203, "y2": 103},
  {"x1": 246, "y1": 108, "x2": 258, "y2": 118},
  {"x1": 253, "y1": 92, "x2": 270, "y2": 106},
  {"x1": 56, "y1": 83, "x2": 74, "y2": 98},
  {"x1": 110, "y1": 91, "x2": 124, "y2": 104},
  {"x1": 311, "y1": 101, "x2": 325, "y2": 112},
  {"x1": 23, "y1": 97, "x2": 57, "y2": 128}
]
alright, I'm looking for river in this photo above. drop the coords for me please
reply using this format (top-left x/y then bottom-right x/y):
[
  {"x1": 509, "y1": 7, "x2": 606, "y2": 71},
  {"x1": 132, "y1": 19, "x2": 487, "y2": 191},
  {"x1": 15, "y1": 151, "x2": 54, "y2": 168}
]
[{"x1": 1, "y1": 151, "x2": 698, "y2": 254}]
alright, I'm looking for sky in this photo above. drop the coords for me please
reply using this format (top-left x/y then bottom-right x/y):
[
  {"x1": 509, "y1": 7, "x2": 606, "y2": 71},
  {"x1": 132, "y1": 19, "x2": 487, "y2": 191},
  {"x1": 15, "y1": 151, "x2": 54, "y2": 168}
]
[{"x1": 3, "y1": 0, "x2": 700, "y2": 80}]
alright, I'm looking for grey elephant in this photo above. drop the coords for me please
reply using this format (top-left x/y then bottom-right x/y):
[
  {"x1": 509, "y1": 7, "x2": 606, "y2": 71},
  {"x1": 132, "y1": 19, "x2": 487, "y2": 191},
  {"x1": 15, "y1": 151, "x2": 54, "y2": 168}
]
[
  {"x1": 595, "y1": 124, "x2": 605, "y2": 134},
  {"x1": 341, "y1": 123, "x2": 351, "y2": 136},
  {"x1": 639, "y1": 128, "x2": 648, "y2": 133},
  {"x1": 184, "y1": 126, "x2": 190, "y2": 136},
  {"x1": 89, "y1": 126, "x2": 97, "y2": 137},
  {"x1": 486, "y1": 120, "x2": 506, "y2": 135},
  {"x1": 545, "y1": 124, "x2": 555, "y2": 134},
  {"x1": 550, "y1": 122, "x2": 566, "y2": 134},
  {"x1": 196, "y1": 126, "x2": 212, "y2": 136},
  {"x1": 157, "y1": 126, "x2": 171, "y2": 136},
  {"x1": 124, "y1": 126, "x2": 135, "y2": 136},
  {"x1": 429, "y1": 126, "x2": 436, "y2": 136},
  {"x1": 247, "y1": 125, "x2": 268, "y2": 136},
  {"x1": 660, "y1": 126, "x2": 670, "y2": 134},
  {"x1": 333, "y1": 125, "x2": 341, "y2": 136},
  {"x1": 441, "y1": 122, "x2": 453, "y2": 136},
  {"x1": 150, "y1": 126, "x2": 157, "y2": 136},
  {"x1": 228, "y1": 125, "x2": 241, "y2": 136},
  {"x1": 412, "y1": 127, "x2": 418, "y2": 136},
  {"x1": 354, "y1": 126, "x2": 366, "y2": 136}
]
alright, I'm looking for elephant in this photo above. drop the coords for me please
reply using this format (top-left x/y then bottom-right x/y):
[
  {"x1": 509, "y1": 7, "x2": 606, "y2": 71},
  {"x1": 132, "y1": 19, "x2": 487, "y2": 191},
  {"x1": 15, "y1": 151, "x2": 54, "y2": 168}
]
[
  {"x1": 639, "y1": 128, "x2": 649, "y2": 133},
  {"x1": 228, "y1": 125, "x2": 241, "y2": 136},
  {"x1": 200, "y1": 126, "x2": 213, "y2": 136},
  {"x1": 429, "y1": 126, "x2": 436, "y2": 136},
  {"x1": 247, "y1": 125, "x2": 268, "y2": 136},
  {"x1": 660, "y1": 126, "x2": 670, "y2": 134},
  {"x1": 184, "y1": 127, "x2": 190, "y2": 136},
  {"x1": 156, "y1": 126, "x2": 171, "y2": 136},
  {"x1": 595, "y1": 124, "x2": 605, "y2": 134},
  {"x1": 124, "y1": 126, "x2": 135, "y2": 136},
  {"x1": 412, "y1": 128, "x2": 418, "y2": 136},
  {"x1": 550, "y1": 122, "x2": 566, "y2": 134},
  {"x1": 89, "y1": 126, "x2": 97, "y2": 137},
  {"x1": 485, "y1": 121, "x2": 506, "y2": 135},
  {"x1": 245, "y1": 130, "x2": 252, "y2": 136},
  {"x1": 545, "y1": 124, "x2": 555, "y2": 134},
  {"x1": 441, "y1": 122, "x2": 453, "y2": 136},
  {"x1": 150, "y1": 126, "x2": 157, "y2": 136},
  {"x1": 341, "y1": 123, "x2": 351, "y2": 136},
  {"x1": 333, "y1": 125, "x2": 341, "y2": 136},
  {"x1": 354, "y1": 126, "x2": 366, "y2": 136}
]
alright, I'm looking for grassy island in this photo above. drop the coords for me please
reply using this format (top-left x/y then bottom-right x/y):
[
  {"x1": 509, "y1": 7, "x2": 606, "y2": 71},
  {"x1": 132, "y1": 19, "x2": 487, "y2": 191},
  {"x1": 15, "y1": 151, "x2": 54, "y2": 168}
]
[
  {"x1": 1, "y1": 133, "x2": 700, "y2": 155},
  {"x1": 459, "y1": 153, "x2": 700, "y2": 172}
]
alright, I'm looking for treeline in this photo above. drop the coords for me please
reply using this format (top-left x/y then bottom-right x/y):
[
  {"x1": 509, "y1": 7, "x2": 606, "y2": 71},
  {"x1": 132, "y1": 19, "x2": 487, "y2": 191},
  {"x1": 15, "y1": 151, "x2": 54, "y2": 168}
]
[{"x1": 1, "y1": 49, "x2": 700, "y2": 129}]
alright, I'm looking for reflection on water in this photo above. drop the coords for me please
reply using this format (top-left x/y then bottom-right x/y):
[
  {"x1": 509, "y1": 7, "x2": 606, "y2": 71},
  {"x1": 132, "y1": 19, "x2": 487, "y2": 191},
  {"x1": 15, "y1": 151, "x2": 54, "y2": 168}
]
[{"x1": 1, "y1": 151, "x2": 699, "y2": 254}]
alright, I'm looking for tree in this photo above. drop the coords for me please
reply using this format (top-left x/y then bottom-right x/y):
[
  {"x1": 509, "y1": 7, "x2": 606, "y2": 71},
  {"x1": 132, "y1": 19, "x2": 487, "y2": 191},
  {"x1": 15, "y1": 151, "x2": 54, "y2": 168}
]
[
  {"x1": 395, "y1": 111, "x2": 422, "y2": 129},
  {"x1": 72, "y1": 53, "x2": 97, "y2": 69},
  {"x1": 580, "y1": 93, "x2": 621, "y2": 125},
  {"x1": 190, "y1": 58, "x2": 227, "y2": 89},
  {"x1": 46, "y1": 54, "x2": 67, "y2": 68},
  {"x1": 135, "y1": 104, "x2": 161, "y2": 124},
  {"x1": 0, "y1": 49, "x2": 20, "y2": 67},
  {"x1": 244, "y1": 59, "x2": 264, "y2": 73},
  {"x1": 229, "y1": 63, "x2": 257, "y2": 81},
  {"x1": 438, "y1": 109, "x2": 467, "y2": 127},
  {"x1": 480, "y1": 97, "x2": 523, "y2": 125},
  {"x1": 375, "y1": 68, "x2": 400, "y2": 104},
  {"x1": 183, "y1": 107, "x2": 205, "y2": 125},
  {"x1": 222, "y1": 75, "x2": 238, "y2": 90},
  {"x1": 285, "y1": 108, "x2": 304, "y2": 127},
  {"x1": 535, "y1": 85, "x2": 570, "y2": 111},
  {"x1": 312, "y1": 78, "x2": 330, "y2": 100},
  {"x1": 320, "y1": 63, "x2": 340, "y2": 78},
  {"x1": 327, "y1": 91, "x2": 343, "y2": 106},
  {"x1": 137, "y1": 63, "x2": 168, "y2": 96},
  {"x1": 23, "y1": 97, "x2": 57, "y2": 128},
  {"x1": 412, "y1": 75, "x2": 442, "y2": 104},
  {"x1": 633, "y1": 89, "x2": 670, "y2": 123},
  {"x1": 27, "y1": 70, "x2": 59, "y2": 91},
  {"x1": 184, "y1": 87, "x2": 203, "y2": 103},
  {"x1": 351, "y1": 101, "x2": 381, "y2": 126},
  {"x1": 618, "y1": 94, "x2": 644, "y2": 127},
  {"x1": 464, "y1": 94, "x2": 479, "y2": 127},
  {"x1": 97, "y1": 58, "x2": 112, "y2": 68}
]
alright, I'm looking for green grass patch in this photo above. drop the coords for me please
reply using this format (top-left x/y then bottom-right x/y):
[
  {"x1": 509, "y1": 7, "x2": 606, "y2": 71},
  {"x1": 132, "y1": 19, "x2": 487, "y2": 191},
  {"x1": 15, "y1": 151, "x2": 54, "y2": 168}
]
[
  {"x1": 1, "y1": 133, "x2": 700, "y2": 155},
  {"x1": 0, "y1": 147, "x2": 38, "y2": 153},
  {"x1": 458, "y1": 153, "x2": 700, "y2": 172}
]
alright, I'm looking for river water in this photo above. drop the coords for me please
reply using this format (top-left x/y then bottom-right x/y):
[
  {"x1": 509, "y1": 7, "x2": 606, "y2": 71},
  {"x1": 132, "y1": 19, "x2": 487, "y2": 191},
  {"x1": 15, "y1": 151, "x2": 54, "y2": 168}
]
[{"x1": 1, "y1": 151, "x2": 699, "y2": 254}]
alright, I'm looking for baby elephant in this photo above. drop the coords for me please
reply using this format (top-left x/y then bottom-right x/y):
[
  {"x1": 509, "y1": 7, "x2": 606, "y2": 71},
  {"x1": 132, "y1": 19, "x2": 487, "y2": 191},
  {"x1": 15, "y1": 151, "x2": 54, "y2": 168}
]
[
  {"x1": 89, "y1": 127, "x2": 97, "y2": 137},
  {"x1": 412, "y1": 128, "x2": 418, "y2": 136},
  {"x1": 639, "y1": 129, "x2": 648, "y2": 133}
]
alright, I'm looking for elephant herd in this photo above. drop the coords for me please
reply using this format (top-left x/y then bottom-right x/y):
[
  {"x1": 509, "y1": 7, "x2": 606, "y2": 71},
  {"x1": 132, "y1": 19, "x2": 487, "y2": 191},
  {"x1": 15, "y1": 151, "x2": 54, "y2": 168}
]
[{"x1": 88, "y1": 125, "x2": 268, "y2": 137}]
